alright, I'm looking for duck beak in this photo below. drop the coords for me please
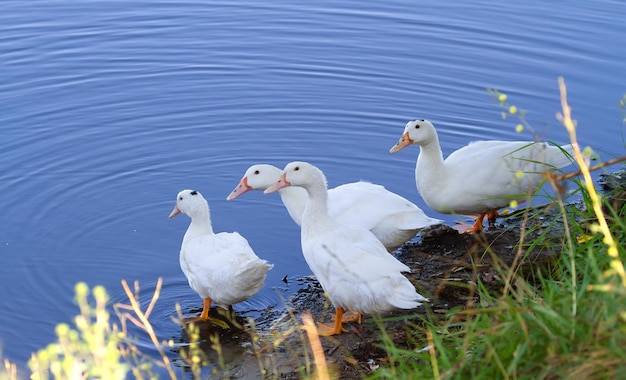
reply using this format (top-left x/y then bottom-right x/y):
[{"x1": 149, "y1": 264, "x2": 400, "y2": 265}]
[
  {"x1": 264, "y1": 173, "x2": 291, "y2": 194},
  {"x1": 227, "y1": 176, "x2": 252, "y2": 201},
  {"x1": 168, "y1": 206, "x2": 181, "y2": 219},
  {"x1": 389, "y1": 131, "x2": 413, "y2": 153}
]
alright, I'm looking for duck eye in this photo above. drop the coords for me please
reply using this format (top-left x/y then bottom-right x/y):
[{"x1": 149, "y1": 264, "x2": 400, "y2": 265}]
[
  {"x1": 179, "y1": 196, "x2": 183, "y2": 200},
  {"x1": 294, "y1": 166, "x2": 300, "y2": 171},
  {"x1": 254, "y1": 170, "x2": 260, "y2": 175},
  {"x1": 190, "y1": 190, "x2": 198, "y2": 195}
]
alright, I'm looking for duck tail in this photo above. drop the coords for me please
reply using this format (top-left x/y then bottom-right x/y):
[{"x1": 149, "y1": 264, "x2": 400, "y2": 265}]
[{"x1": 390, "y1": 280, "x2": 429, "y2": 309}]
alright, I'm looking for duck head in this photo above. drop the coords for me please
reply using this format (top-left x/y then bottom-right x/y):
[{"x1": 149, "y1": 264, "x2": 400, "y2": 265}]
[
  {"x1": 264, "y1": 161, "x2": 326, "y2": 193},
  {"x1": 227, "y1": 164, "x2": 282, "y2": 200},
  {"x1": 169, "y1": 189, "x2": 208, "y2": 219},
  {"x1": 390, "y1": 119, "x2": 437, "y2": 153}
]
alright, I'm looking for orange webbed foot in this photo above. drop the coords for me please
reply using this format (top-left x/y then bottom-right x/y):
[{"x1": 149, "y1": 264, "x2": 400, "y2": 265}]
[
  {"x1": 454, "y1": 214, "x2": 485, "y2": 234},
  {"x1": 316, "y1": 321, "x2": 348, "y2": 336},
  {"x1": 316, "y1": 307, "x2": 349, "y2": 336},
  {"x1": 339, "y1": 311, "x2": 362, "y2": 324},
  {"x1": 454, "y1": 210, "x2": 501, "y2": 234}
]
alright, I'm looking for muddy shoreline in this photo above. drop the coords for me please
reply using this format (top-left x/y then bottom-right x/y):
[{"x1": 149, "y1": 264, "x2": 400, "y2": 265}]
[{"x1": 224, "y1": 208, "x2": 572, "y2": 378}]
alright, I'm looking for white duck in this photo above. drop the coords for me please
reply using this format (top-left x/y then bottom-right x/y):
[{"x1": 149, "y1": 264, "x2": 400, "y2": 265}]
[
  {"x1": 390, "y1": 119, "x2": 574, "y2": 232},
  {"x1": 227, "y1": 164, "x2": 442, "y2": 251},
  {"x1": 169, "y1": 189, "x2": 273, "y2": 320},
  {"x1": 264, "y1": 162, "x2": 427, "y2": 336}
]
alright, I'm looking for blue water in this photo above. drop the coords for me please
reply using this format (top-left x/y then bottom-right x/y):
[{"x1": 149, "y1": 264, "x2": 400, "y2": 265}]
[{"x1": 1, "y1": 0, "x2": 624, "y2": 373}]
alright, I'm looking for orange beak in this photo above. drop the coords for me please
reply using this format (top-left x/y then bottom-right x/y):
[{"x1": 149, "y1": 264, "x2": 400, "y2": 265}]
[
  {"x1": 264, "y1": 173, "x2": 291, "y2": 194},
  {"x1": 389, "y1": 131, "x2": 413, "y2": 153},
  {"x1": 226, "y1": 176, "x2": 252, "y2": 201},
  {"x1": 168, "y1": 206, "x2": 181, "y2": 219}
]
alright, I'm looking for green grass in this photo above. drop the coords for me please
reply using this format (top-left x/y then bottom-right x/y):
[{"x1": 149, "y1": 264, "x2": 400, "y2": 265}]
[{"x1": 369, "y1": 193, "x2": 626, "y2": 380}]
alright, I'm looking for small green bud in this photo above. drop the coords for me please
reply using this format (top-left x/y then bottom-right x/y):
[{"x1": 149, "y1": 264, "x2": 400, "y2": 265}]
[
  {"x1": 68, "y1": 330, "x2": 79, "y2": 341},
  {"x1": 55, "y1": 323, "x2": 70, "y2": 337},
  {"x1": 75, "y1": 282, "x2": 89, "y2": 298},
  {"x1": 93, "y1": 285, "x2": 108, "y2": 302}
]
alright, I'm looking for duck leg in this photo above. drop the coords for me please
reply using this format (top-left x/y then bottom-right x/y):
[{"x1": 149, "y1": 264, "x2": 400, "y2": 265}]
[
  {"x1": 182, "y1": 298, "x2": 230, "y2": 329},
  {"x1": 469, "y1": 211, "x2": 499, "y2": 231},
  {"x1": 181, "y1": 298, "x2": 214, "y2": 324},
  {"x1": 486, "y1": 210, "x2": 499, "y2": 226},
  {"x1": 471, "y1": 213, "x2": 487, "y2": 232},
  {"x1": 199, "y1": 298, "x2": 212, "y2": 319},
  {"x1": 317, "y1": 307, "x2": 348, "y2": 336}
]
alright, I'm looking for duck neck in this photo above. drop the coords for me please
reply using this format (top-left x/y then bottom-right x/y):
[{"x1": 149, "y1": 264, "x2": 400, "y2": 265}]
[
  {"x1": 278, "y1": 186, "x2": 308, "y2": 227},
  {"x1": 300, "y1": 181, "x2": 333, "y2": 238},
  {"x1": 416, "y1": 138, "x2": 446, "y2": 191},
  {"x1": 182, "y1": 208, "x2": 214, "y2": 247}
]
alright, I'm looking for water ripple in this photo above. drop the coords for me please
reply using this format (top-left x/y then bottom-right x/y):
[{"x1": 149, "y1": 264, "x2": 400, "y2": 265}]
[{"x1": 1, "y1": 0, "x2": 624, "y2": 368}]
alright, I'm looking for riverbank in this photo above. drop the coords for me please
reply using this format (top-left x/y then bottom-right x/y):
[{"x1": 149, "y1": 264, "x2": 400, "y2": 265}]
[
  {"x1": 225, "y1": 202, "x2": 579, "y2": 379},
  {"x1": 174, "y1": 168, "x2": 626, "y2": 379}
]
